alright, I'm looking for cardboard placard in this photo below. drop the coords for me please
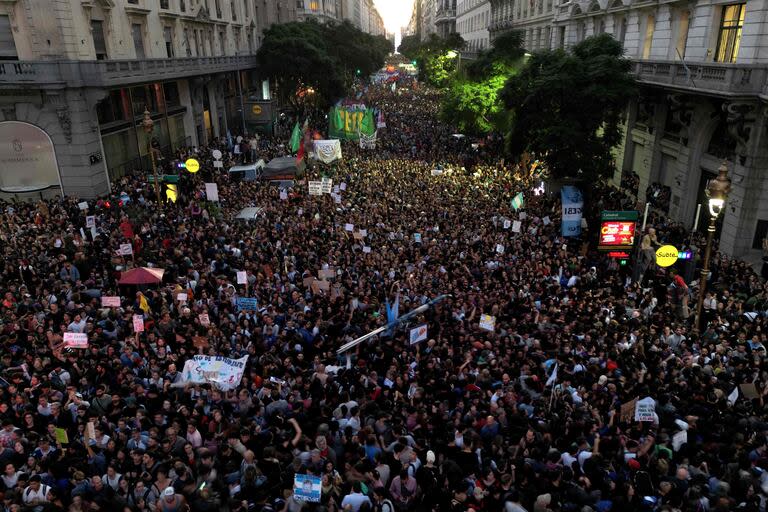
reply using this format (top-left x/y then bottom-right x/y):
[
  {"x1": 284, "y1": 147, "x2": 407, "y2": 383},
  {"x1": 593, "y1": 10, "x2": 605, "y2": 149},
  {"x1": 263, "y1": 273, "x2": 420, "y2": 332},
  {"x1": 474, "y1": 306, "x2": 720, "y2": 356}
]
[
  {"x1": 119, "y1": 243, "x2": 133, "y2": 256},
  {"x1": 86, "y1": 216, "x2": 95, "y2": 228},
  {"x1": 620, "y1": 398, "x2": 638, "y2": 423},
  {"x1": 205, "y1": 182, "x2": 219, "y2": 201},
  {"x1": 740, "y1": 383, "x2": 760, "y2": 399},
  {"x1": 132, "y1": 314, "x2": 144, "y2": 333},
  {"x1": 634, "y1": 397, "x2": 656, "y2": 422},
  {"x1": 237, "y1": 271, "x2": 247, "y2": 285},
  {"x1": 318, "y1": 269, "x2": 336, "y2": 280},
  {"x1": 198, "y1": 313, "x2": 210, "y2": 326},
  {"x1": 237, "y1": 297, "x2": 258, "y2": 312}
]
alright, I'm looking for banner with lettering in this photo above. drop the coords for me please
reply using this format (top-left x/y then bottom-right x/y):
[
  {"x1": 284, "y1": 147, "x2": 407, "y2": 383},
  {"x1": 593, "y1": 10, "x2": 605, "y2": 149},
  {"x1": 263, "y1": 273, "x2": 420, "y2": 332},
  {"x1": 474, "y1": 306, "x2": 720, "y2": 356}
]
[
  {"x1": 328, "y1": 106, "x2": 376, "y2": 140},
  {"x1": 180, "y1": 355, "x2": 248, "y2": 391},
  {"x1": 561, "y1": 186, "x2": 584, "y2": 237}
]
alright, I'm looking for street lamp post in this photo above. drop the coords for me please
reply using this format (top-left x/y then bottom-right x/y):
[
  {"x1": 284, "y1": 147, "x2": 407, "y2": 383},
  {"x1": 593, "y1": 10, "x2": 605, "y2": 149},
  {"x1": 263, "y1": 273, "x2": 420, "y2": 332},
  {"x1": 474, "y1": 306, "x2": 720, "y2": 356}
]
[
  {"x1": 141, "y1": 109, "x2": 162, "y2": 205},
  {"x1": 694, "y1": 161, "x2": 731, "y2": 332}
]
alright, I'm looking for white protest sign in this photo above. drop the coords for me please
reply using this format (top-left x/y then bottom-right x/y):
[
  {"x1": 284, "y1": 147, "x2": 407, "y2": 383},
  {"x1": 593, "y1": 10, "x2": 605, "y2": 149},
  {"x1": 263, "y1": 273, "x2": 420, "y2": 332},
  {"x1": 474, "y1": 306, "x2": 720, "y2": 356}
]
[
  {"x1": 119, "y1": 243, "x2": 133, "y2": 256},
  {"x1": 344, "y1": 223, "x2": 354, "y2": 232},
  {"x1": 479, "y1": 314, "x2": 496, "y2": 332},
  {"x1": 363, "y1": 246, "x2": 371, "y2": 253},
  {"x1": 63, "y1": 332, "x2": 88, "y2": 349},
  {"x1": 503, "y1": 219, "x2": 511, "y2": 229},
  {"x1": 205, "y1": 183, "x2": 219, "y2": 201},
  {"x1": 280, "y1": 191, "x2": 288, "y2": 201},
  {"x1": 176, "y1": 293, "x2": 188, "y2": 302},
  {"x1": 634, "y1": 397, "x2": 656, "y2": 422},
  {"x1": 496, "y1": 244, "x2": 505, "y2": 254},
  {"x1": 512, "y1": 221, "x2": 522, "y2": 233},
  {"x1": 213, "y1": 160, "x2": 223, "y2": 168},
  {"x1": 332, "y1": 185, "x2": 339, "y2": 194},
  {"x1": 101, "y1": 296, "x2": 121, "y2": 308},
  {"x1": 179, "y1": 355, "x2": 248, "y2": 391},
  {"x1": 132, "y1": 314, "x2": 145, "y2": 333},
  {"x1": 86, "y1": 216, "x2": 95, "y2": 228},
  {"x1": 543, "y1": 216, "x2": 552, "y2": 225},
  {"x1": 212, "y1": 149, "x2": 223, "y2": 160},
  {"x1": 237, "y1": 271, "x2": 247, "y2": 285},
  {"x1": 334, "y1": 195, "x2": 342, "y2": 204},
  {"x1": 519, "y1": 212, "x2": 527, "y2": 220},
  {"x1": 78, "y1": 201, "x2": 89, "y2": 210},
  {"x1": 320, "y1": 178, "x2": 333, "y2": 194},
  {"x1": 199, "y1": 313, "x2": 210, "y2": 326},
  {"x1": 410, "y1": 324, "x2": 428, "y2": 345},
  {"x1": 340, "y1": 182, "x2": 347, "y2": 191},
  {"x1": 359, "y1": 229, "x2": 367, "y2": 237},
  {"x1": 431, "y1": 169, "x2": 443, "y2": 176},
  {"x1": 308, "y1": 181, "x2": 323, "y2": 196},
  {"x1": 672, "y1": 430, "x2": 687, "y2": 451}
]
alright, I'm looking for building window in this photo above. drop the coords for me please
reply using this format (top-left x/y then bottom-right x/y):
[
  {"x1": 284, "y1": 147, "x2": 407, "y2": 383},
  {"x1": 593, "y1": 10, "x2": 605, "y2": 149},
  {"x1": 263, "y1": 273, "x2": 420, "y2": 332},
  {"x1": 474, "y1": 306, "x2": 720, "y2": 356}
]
[
  {"x1": 615, "y1": 15, "x2": 627, "y2": 45},
  {"x1": 183, "y1": 28, "x2": 192, "y2": 56},
  {"x1": 219, "y1": 31, "x2": 225, "y2": 55},
  {"x1": 127, "y1": 0, "x2": 138, "y2": 3},
  {"x1": 231, "y1": 0, "x2": 237, "y2": 21},
  {"x1": 160, "y1": 0, "x2": 169, "y2": 8},
  {"x1": 91, "y1": 20, "x2": 108, "y2": 60},
  {"x1": 715, "y1": 3, "x2": 745, "y2": 63},
  {"x1": 0, "y1": 15, "x2": 17, "y2": 60},
  {"x1": 310, "y1": 1, "x2": 319, "y2": 12},
  {"x1": 180, "y1": 0, "x2": 186, "y2": 12},
  {"x1": 641, "y1": 14, "x2": 655, "y2": 59},
  {"x1": 559, "y1": 26, "x2": 566, "y2": 48},
  {"x1": 164, "y1": 26, "x2": 174, "y2": 58},
  {"x1": 131, "y1": 23, "x2": 145, "y2": 59}
]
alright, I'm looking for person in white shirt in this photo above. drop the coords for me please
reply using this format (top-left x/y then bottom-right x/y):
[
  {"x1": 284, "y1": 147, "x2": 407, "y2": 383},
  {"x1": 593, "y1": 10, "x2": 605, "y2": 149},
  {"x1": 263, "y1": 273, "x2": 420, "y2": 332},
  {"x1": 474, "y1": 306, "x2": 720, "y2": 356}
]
[
  {"x1": 23, "y1": 475, "x2": 50, "y2": 512},
  {"x1": 103, "y1": 466, "x2": 123, "y2": 491}
]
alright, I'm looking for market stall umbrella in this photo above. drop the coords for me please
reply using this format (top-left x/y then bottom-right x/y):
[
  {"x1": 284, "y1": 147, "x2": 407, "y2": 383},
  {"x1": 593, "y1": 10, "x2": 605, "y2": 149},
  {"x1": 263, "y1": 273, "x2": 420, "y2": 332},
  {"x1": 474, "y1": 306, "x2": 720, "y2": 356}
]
[{"x1": 119, "y1": 267, "x2": 165, "y2": 285}]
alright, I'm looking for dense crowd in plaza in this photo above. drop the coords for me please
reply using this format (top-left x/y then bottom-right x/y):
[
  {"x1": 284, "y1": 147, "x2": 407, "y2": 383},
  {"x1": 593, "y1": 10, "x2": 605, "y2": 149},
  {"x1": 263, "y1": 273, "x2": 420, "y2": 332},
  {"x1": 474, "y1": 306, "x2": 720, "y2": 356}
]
[{"x1": 0, "y1": 77, "x2": 768, "y2": 512}]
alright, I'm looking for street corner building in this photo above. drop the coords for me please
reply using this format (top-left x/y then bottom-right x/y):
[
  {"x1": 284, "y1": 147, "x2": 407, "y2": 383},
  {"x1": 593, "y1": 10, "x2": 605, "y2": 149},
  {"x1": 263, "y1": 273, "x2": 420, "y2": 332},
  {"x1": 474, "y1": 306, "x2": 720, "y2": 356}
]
[
  {"x1": 0, "y1": 0, "x2": 292, "y2": 200},
  {"x1": 447, "y1": 0, "x2": 768, "y2": 260}
]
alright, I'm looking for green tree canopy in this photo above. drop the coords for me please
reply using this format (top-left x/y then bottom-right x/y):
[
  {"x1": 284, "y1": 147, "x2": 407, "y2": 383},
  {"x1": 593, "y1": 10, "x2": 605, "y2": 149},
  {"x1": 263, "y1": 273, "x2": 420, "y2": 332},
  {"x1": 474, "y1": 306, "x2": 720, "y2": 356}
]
[
  {"x1": 257, "y1": 20, "x2": 392, "y2": 107},
  {"x1": 397, "y1": 32, "x2": 464, "y2": 87},
  {"x1": 440, "y1": 31, "x2": 525, "y2": 134},
  {"x1": 500, "y1": 34, "x2": 636, "y2": 180}
]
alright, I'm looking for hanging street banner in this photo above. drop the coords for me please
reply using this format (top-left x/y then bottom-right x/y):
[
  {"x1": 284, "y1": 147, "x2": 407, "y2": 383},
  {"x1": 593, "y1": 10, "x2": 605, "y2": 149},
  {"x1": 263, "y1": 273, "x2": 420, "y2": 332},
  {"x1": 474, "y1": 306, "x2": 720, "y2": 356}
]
[
  {"x1": 313, "y1": 140, "x2": 343, "y2": 163},
  {"x1": 180, "y1": 355, "x2": 249, "y2": 391},
  {"x1": 561, "y1": 186, "x2": 584, "y2": 237},
  {"x1": 328, "y1": 106, "x2": 376, "y2": 140}
]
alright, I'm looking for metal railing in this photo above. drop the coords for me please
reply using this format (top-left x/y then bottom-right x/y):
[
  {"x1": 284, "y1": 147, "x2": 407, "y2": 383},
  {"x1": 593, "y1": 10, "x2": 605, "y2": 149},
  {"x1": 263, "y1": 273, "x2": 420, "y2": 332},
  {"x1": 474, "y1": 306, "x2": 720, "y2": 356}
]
[
  {"x1": 0, "y1": 55, "x2": 258, "y2": 88},
  {"x1": 632, "y1": 59, "x2": 768, "y2": 97}
]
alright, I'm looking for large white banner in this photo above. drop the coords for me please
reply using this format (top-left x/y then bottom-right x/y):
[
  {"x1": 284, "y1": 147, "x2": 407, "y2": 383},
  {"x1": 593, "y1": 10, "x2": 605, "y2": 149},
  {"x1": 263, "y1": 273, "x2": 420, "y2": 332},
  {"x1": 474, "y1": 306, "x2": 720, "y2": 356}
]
[
  {"x1": 313, "y1": 140, "x2": 342, "y2": 164},
  {"x1": 180, "y1": 355, "x2": 248, "y2": 391}
]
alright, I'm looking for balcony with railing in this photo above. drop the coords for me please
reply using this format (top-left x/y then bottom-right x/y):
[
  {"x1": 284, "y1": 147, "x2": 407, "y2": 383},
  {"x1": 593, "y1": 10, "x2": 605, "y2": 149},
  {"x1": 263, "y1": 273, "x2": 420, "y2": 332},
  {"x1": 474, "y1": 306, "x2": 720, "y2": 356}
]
[
  {"x1": 632, "y1": 59, "x2": 768, "y2": 99},
  {"x1": 435, "y1": 7, "x2": 456, "y2": 24},
  {"x1": 0, "y1": 55, "x2": 259, "y2": 88}
]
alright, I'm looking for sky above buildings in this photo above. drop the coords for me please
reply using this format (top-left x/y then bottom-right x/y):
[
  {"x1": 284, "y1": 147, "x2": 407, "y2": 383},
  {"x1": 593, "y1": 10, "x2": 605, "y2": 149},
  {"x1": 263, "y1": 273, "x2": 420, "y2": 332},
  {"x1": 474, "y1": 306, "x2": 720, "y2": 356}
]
[{"x1": 373, "y1": 0, "x2": 415, "y2": 32}]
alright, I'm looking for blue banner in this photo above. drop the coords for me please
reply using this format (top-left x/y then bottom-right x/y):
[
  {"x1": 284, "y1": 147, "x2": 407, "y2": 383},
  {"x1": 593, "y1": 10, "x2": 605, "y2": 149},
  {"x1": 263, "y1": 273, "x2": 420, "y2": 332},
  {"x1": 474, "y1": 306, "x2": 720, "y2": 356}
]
[
  {"x1": 293, "y1": 474, "x2": 321, "y2": 503},
  {"x1": 561, "y1": 186, "x2": 584, "y2": 237},
  {"x1": 237, "y1": 297, "x2": 258, "y2": 312}
]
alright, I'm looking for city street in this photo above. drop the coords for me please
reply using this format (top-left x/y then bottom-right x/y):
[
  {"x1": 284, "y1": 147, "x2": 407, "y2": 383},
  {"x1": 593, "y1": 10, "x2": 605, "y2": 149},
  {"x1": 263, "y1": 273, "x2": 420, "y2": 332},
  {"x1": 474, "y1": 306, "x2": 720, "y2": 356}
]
[{"x1": 0, "y1": 1, "x2": 767, "y2": 512}]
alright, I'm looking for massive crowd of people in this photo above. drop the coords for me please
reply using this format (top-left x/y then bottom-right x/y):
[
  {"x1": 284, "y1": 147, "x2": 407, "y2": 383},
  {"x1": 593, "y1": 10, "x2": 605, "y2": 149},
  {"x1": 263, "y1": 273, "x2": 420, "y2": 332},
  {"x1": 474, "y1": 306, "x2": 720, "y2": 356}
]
[{"x1": 0, "y1": 77, "x2": 767, "y2": 512}]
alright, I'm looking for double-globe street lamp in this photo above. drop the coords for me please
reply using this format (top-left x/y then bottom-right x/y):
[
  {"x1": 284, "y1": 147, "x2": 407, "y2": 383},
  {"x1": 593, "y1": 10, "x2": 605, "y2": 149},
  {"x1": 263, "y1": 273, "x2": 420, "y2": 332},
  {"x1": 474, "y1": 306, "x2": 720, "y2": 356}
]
[
  {"x1": 141, "y1": 108, "x2": 162, "y2": 205},
  {"x1": 694, "y1": 161, "x2": 732, "y2": 332}
]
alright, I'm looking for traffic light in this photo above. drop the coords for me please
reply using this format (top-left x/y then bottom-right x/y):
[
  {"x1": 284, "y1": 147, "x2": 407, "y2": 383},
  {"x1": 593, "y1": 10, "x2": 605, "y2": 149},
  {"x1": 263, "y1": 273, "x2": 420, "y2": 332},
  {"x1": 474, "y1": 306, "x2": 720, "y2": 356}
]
[
  {"x1": 356, "y1": 69, "x2": 361, "y2": 75},
  {"x1": 411, "y1": 60, "x2": 417, "y2": 65}
]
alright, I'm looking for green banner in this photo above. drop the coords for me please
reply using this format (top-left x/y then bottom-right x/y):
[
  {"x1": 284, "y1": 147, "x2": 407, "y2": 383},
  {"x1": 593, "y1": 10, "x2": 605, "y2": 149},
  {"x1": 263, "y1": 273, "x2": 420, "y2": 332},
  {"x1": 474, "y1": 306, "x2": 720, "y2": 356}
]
[{"x1": 328, "y1": 107, "x2": 376, "y2": 140}]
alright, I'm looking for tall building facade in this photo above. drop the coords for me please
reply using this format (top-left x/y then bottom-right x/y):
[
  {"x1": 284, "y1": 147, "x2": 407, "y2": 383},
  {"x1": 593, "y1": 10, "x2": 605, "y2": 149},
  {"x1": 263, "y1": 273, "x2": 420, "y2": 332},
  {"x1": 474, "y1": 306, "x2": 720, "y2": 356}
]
[
  {"x1": 338, "y1": 0, "x2": 385, "y2": 35},
  {"x1": 0, "y1": 0, "x2": 296, "y2": 199},
  {"x1": 297, "y1": 0, "x2": 341, "y2": 22},
  {"x1": 435, "y1": 0, "x2": 457, "y2": 38},
  {"x1": 421, "y1": 0, "x2": 437, "y2": 39},
  {"x1": 479, "y1": 1, "x2": 768, "y2": 260},
  {"x1": 457, "y1": 0, "x2": 490, "y2": 53}
]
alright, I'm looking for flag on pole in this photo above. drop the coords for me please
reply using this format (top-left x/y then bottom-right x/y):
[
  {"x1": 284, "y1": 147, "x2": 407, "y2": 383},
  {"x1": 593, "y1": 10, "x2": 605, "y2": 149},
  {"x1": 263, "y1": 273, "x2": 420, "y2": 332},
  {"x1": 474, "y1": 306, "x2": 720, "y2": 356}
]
[
  {"x1": 385, "y1": 293, "x2": 399, "y2": 337},
  {"x1": 727, "y1": 386, "x2": 739, "y2": 406},
  {"x1": 290, "y1": 122, "x2": 301, "y2": 153},
  {"x1": 546, "y1": 363, "x2": 558, "y2": 387},
  {"x1": 511, "y1": 192, "x2": 525, "y2": 211}
]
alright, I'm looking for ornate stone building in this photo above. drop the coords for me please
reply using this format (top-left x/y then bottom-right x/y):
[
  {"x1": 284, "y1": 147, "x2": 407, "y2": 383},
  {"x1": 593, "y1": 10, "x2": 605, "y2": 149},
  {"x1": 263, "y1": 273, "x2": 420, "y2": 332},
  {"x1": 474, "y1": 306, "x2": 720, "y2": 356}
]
[
  {"x1": 483, "y1": 0, "x2": 768, "y2": 259},
  {"x1": 0, "y1": 0, "x2": 296, "y2": 199}
]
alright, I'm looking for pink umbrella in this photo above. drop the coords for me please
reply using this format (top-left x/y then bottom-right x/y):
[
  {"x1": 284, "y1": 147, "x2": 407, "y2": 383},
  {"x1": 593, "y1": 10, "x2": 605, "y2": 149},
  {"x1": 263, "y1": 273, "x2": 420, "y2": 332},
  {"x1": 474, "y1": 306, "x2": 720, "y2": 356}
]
[{"x1": 118, "y1": 267, "x2": 165, "y2": 285}]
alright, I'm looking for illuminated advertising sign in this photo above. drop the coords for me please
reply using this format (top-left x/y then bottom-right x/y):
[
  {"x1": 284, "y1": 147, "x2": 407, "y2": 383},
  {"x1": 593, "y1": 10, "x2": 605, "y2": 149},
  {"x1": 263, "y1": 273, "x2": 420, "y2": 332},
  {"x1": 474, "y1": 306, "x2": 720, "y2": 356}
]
[{"x1": 598, "y1": 211, "x2": 638, "y2": 251}]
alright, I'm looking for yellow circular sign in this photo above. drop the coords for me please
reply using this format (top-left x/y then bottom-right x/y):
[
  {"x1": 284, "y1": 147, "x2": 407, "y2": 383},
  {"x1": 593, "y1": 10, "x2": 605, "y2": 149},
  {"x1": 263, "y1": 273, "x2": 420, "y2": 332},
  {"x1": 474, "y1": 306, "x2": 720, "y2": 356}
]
[
  {"x1": 185, "y1": 158, "x2": 200, "y2": 173},
  {"x1": 251, "y1": 105, "x2": 262, "y2": 115},
  {"x1": 655, "y1": 245, "x2": 679, "y2": 267}
]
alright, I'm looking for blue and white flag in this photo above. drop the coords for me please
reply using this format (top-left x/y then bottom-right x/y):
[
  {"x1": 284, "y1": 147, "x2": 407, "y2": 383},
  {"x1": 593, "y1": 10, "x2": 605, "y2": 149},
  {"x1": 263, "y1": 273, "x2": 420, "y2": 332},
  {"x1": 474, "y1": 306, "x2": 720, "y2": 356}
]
[
  {"x1": 385, "y1": 293, "x2": 399, "y2": 337},
  {"x1": 561, "y1": 186, "x2": 584, "y2": 237}
]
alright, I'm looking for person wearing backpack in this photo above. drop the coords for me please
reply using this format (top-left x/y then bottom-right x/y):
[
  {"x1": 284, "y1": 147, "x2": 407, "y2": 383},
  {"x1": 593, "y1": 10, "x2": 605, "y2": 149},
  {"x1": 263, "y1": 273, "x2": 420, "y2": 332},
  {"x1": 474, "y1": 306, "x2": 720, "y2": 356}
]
[
  {"x1": 371, "y1": 487, "x2": 395, "y2": 512},
  {"x1": 23, "y1": 475, "x2": 50, "y2": 512},
  {"x1": 415, "y1": 451, "x2": 440, "y2": 510}
]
